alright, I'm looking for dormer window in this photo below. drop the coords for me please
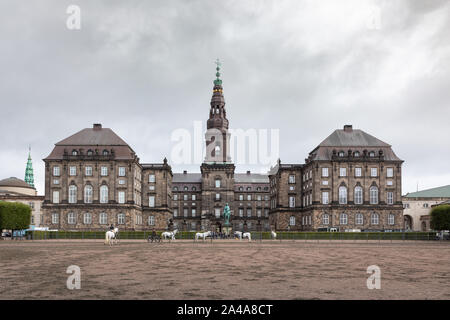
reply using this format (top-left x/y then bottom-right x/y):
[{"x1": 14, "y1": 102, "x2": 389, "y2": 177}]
[
  {"x1": 354, "y1": 151, "x2": 360, "y2": 157},
  {"x1": 87, "y1": 150, "x2": 93, "y2": 156},
  {"x1": 103, "y1": 150, "x2": 109, "y2": 156},
  {"x1": 72, "y1": 150, "x2": 78, "y2": 156},
  {"x1": 369, "y1": 151, "x2": 375, "y2": 157},
  {"x1": 338, "y1": 151, "x2": 345, "y2": 157}
]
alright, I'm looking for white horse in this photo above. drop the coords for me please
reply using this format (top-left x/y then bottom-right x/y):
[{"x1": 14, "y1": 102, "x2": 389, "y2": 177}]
[
  {"x1": 105, "y1": 227, "x2": 119, "y2": 246},
  {"x1": 271, "y1": 231, "x2": 277, "y2": 239},
  {"x1": 195, "y1": 231, "x2": 211, "y2": 241},
  {"x1": 161, "y1": 229, "x2": 178, "y2": 240},
  {"x1": 243, "y1": 232, "x2": 251, "y2": 241}
]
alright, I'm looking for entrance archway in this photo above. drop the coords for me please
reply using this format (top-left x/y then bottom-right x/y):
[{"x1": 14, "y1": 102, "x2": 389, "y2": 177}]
[{"x1": 404, "y1": 215, "x2": 413, "y2": 230}]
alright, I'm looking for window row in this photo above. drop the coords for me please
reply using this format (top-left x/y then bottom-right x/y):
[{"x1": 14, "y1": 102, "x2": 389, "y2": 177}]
[
  {"x1": 52, "y1": 185, "x2": 126, "y2": 204},
  {"x1": 321, "y1": 213, "x2": 395, "y2": 225},
  {"x1": 53, "y1": 166, "x2": 127, "y2": 177},
  {"x1": 51, "y1": 212, "x2": 156, "y2": 226},
  {"x1": 333, "y1": 186, "x2": 394, "y2": 205},
  {"x1": 322, "y1": 167, "x2": 394, "y2": 178}
]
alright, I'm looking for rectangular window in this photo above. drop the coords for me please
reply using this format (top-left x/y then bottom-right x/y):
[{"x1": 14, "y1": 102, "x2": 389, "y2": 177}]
[
  {"x1": 173, "y1": 209, "x2": 178, "y2": 217},
  {"x1": 83, "y1": 166, "x2": 92, "y2": 176},
  {"x1": 148, "y1": 216, "x2": 155, "y2": 226},
  {"x1": 149, "y1": 185, "x2": 155, "y2": 191},
  {"x1": 69, "y1": 166, "x2": 76, "y2": 176},
  {"x1": 239, "y1": 195, "x2": 244, "y2": 201},
  {"x1": 322, "y1": 192, "x2": 329, "y2": 204},
  {"x1": 322, "y1": 167, "x2": 329, "y2": 177},
  {"x1": 339, "y1": 167, "x2": 347, "y2": 177},
  {"x1": 371, "y1": 168, "x2": 378, "y2": 177},
  {"x1": 173, "y1": 194, "x2": 178, "y2": 201},
  {"x1": 264, "y1": 209, "x2": 269, "y2": 217},
  {"x1": 289, "y1": 196, "x2": 295, "y2": 208},
  {"x1": 257, "y1": 209, "x2": 262, "y2": 217},
  {"x1": 52, "y1": 191, "x2": 60, "y2": 204},
  {"x1": 149, "y1": 196, "x2": 155, "y2": 207},
  {"x1": 215, "y1": 208, "x2": 221, "y2": 218},
  {"x1": 52, "y1": 213, "x2": 59, "y2": 224},
  {"x1": 355, "y1": 167, "x2": 362, "y2": 177},
  {"x1": 118, "y1": 191, "x2": 125, "y2": 204},
  {"x1": 184, "y1": 194, "x2": 188, "y2": 201},
  {"x1": 149, "y1": 174, "x2": 155, "y2": 183},
  {"x1": 387, "y1": 180, "x2": 393, "y2": 186},
  {"x1": 184, "y1": 209, "x2": 188, "y2": 217},
  {"x1": 387, "y1": 192, "x2": 394, "y2": 205},
  {"x1": 322, "y1": 180, "x2": 328, "y2": 186},
  {"x1": 118, "y1": 167, "x2": 126, "y2": 177},
  {"x1": 100, "y1": 166, "x2": 107, "y2": 176},
  {"x1": 239, "y1": 209, "x2": 244, "y2": 217},
  {"x1": 53, "y1": 179, "x2": 59, "y2": 185},
  {"x1": 288, "y1": 175, "x2": 295, "y2": 184},
  {"x1": 192, "y1": 194, "x2": 196, "y2": 201},
  {"x1": 387, "y1": 168, "x2": 394, "y2": 178},
  {"x1": 119, "y1": 179, "x2": 126, "y2": 185},
  {"x1": 215, "y1": 193, "x2": 220, "y2": 200},
  {"x1": 388, "y1": 214, "x2": 395, "y2": 225},
  {"x1": 53, "y1": 166, "x2": 60, "y2": 176},
  {"x1": 247, "y1": 209, "x2": 252, "y2": 217},
  {"x1": 192, "y1": 209, "x2": 196, "y2": 217},
  {"x1": 247, "y1": 195, "x2": 252, "y2": 201},
  {"x1": 215, "y1": 180, "x2": 221, "y2": 188}
]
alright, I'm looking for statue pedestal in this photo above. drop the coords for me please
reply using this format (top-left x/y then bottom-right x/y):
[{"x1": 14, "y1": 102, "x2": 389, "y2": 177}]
[{"x1": 223, "y1": 223, "x2": 232, "y2": 236}]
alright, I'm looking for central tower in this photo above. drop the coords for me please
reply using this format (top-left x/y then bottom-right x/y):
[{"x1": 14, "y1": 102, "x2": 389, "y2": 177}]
[
  {"x1": 205, "y1": 59, "x2": 232, "y2": 163},
  {"x1": 201, "y1": 60, "x2": 235, "y2": 232}
]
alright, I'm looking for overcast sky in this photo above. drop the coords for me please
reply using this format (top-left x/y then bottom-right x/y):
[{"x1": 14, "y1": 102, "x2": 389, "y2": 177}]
[{"x1": 1, "y1": 0, "x2": 449, "y2": 195}]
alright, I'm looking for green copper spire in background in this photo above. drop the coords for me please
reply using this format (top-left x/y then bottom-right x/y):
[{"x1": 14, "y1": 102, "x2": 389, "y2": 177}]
[
  {"x1": 214, "y1": 58, "x2": 222, "y2": 86},
  {"x1": 24, "y1": 147, "x2": 35, "y2": 188}
]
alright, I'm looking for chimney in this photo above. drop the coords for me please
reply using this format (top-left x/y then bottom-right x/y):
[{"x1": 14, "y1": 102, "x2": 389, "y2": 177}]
[
  {"x1": 183, "y1": 170, "x2": 187, "y2": 174},
  {"x1": 343, "y1": 124, "x2": 353, "y2": 132},
  {"x1": 93, "y1": 123, "x2": 102, "y2": 130},
  {"x1": 247, "y1": 170, "x2": 251, "y2": 175}
]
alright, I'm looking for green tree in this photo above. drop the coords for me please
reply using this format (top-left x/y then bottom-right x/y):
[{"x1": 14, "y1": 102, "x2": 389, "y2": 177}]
[
  {"x1": 0, "y1": 202, "x2": 31, "y2": 239},
  {"x1": 430, "y1": 204, "x2": 450, "y2": 231}
]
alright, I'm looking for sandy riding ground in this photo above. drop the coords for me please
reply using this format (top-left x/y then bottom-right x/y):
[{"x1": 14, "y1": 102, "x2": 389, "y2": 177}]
[{"x1": 0, "y1": 240, "x2": 449, "y2": 299}]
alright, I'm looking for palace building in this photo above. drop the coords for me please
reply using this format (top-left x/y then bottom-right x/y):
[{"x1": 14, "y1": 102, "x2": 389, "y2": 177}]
[{"x1": 41, "y1": 65, "x2": 404, "y2": 232}]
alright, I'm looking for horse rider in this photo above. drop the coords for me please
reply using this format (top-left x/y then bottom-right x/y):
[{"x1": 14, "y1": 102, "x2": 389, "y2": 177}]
[{"x1": 109, "y1": 224, "x2": 114, "y2": 231}]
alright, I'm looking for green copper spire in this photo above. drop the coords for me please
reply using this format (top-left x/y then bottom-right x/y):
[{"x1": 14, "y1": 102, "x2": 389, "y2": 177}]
[
  {"x1": 24, "y1": 147, "x2": 35, "y2": 188},
  {"x1": 214, "y1": 58, "x2": 222, "y2": 86}
]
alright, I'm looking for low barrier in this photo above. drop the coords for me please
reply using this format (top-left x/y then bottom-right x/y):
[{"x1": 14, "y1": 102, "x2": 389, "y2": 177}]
[{"x1": 25, "y1": 230, "x2": 439, "y2": 241}]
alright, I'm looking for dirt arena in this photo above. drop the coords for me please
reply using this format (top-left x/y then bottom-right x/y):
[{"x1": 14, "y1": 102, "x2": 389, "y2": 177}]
[{"x1": 0, "y1": 240, "x2": 449, "y2": 300}]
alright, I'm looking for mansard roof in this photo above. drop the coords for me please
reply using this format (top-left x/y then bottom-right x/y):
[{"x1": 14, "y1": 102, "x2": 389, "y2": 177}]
[
  {"x1": 44, "y1": 124, "x2": 136, "y2": 161},
  {"x1": 173, "y1": 173, "x2": 202, "y2": 183},
  {"x1": 234, "y1": 173, "x2": 269, "y2": 184},
  {"x1": 309, "y1": 125, "x2": 402, "y2": 162}
]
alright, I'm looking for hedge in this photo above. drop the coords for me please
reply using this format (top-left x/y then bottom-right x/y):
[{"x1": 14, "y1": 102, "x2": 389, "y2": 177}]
[{"x1": 25, "y1": 230, "x2": 436, "y2": 241}]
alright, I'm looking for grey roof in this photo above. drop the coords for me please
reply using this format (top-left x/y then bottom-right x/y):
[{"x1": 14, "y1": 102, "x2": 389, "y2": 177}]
[
  {"x1": 56, "y1": 127, "x2": 129, "y2": 146},
  {"x1": 173, "y1": 173, "x2": 202, "y2": 183},
  {"x1": 0, "y1": 177, "x2": 35, "y2": 189},
  {"x1": 235, "y1": 173, "x2": 269, "y2": 183},
  {"x1": 405, "y1": 185, "x2": 450, "y2": 198},
  {"x1": 318, "y1": 129, "x2": 390, "y2": 147}
]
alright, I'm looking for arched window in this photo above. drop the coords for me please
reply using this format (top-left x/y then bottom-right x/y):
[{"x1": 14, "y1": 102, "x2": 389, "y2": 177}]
[
  {"x1": 215, "y1": 145, "x2": 221, "y2": 156},
  {"x1": 83, "y1": 212, "x2": 92, "y2": 224},
  {"x1": 247, "y1": 187, "x2": 252, "y2": 191},
  {"x1": 339, "y1": 186, "x2": 347, "y2": 204},
  {"x1": 84, "y1": 185, "x2": 93, "y2": 204},
  {"x1": 354, "y1": 186, "x2": 363, "y2": 204},
  {"x1": 369, "y1": 151, "x2": 375, "y2": 157},
  {"x1": 257, "y1": 187, "x2": 261, "y2": 191},
  {"x1": 102, "y1": 150, "x2": 109, "y2": 156},
  {"x1": 371, "y1": 213, "x2": 379, "y2": 225},
  {"x1": 354, "y1": 151, "x2": 360, "y2": 157},
  {"x1": 289, "y1": 216, "x2": 296, "y2": 226},
  {"x1": 68, "y1": 185, "x2": 77, "y2": 204},
  {"x1": 355, "y1": 213, "x2": 364, "y2": 225},
  {"x1": 117, "y1": 213, "x2": 125, "y2": 225},
  {"x1": 192, "y1": 186, "x2": 196, "y2": 191},
  {"x1": 322, "y1": 214, "x2": 329, "y2": 225},
  {"x1": 87, "y1": 150, "x2": 93, "y2": 156},
  {"x1": 99, "y1": 212, "x2": 108, "y2": 225},
  {"x1": 173, "y1": 187, "x2": 178, "y2": 191},
  {"x1": 72, "y1": 150, "x2": 78, "y2": 156},
  {"x1": 340, "y1": 213, "x2": 348, "y2": 225},
  {"x1": 370, "y1": 186, "x2": 378, "y2": 204},
  {"x1": 338, "y1": 151, "x2": 345, "y2": 157},
  {"x1": 67, "y1": 212, "x2": 76, "y2": 224},
  {"x1": 100, "y1": 185, "x2": 109, "y2": 203},
  {"x1": 239, "y1": 187, "x2": 243, "y2": 191}
]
